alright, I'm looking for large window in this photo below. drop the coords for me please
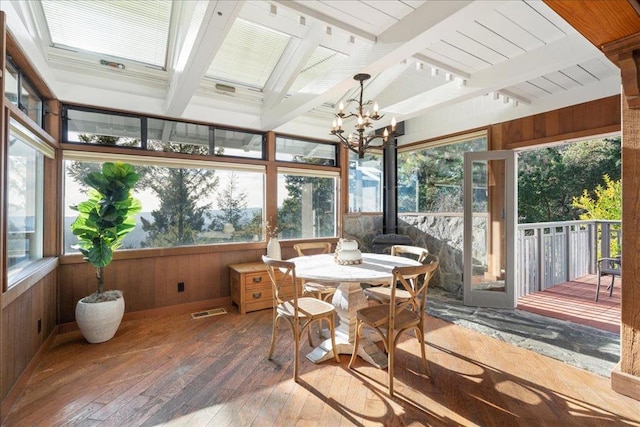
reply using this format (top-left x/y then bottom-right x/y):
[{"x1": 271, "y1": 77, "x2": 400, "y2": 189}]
[
  {"x1": 63, "y1": 153, "x2": 265, "y2": 252},
  {"x1": 348, "y1": 151, "x2": 382, "y2": 212},
  {"x1": 398, "y1": 133, "x2": 487, "y2": 213},
  {"x1": 275, "y1": 136, "x2": 337, "y2": 165},
  {"x1": 65, "y1": 107, "x2": 142, "y2": 147},
  {"x1": 62, "y1": 106, "x2": 264, "y2": 159},
  {"x1": 277, "y1": 169, "x2": 337, "y2": 239},
  {"x1": 7, "y1": 120, "x2": 51, "y2": 283}
]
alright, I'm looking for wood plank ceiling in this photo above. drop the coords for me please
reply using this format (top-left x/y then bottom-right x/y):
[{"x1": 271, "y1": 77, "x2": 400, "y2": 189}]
[{"x1": 3, "y1": 0, "x2": 623, "y2": 140}]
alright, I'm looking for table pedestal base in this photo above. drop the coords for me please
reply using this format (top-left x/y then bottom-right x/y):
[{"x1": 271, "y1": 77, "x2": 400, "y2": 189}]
[
  {"x1": 305, "y1": 281, "x2": 388, "y2": 369},
  {"x1": 305, "y1": 332, "x2": 388, "y2": 369}
]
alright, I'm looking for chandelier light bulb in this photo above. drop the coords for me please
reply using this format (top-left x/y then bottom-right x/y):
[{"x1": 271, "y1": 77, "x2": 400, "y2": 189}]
[
  {"x1": 374, "y1": 102, "x2": 379, "y2": 114},
  {"x1": 391, "y1": 117, "x2": 397, "y2": 130},
  {"x1": 332, "y1": 119, "x2": 337, "y2": 131},
  {"x1": 337, "y1": 117, "x2": 343, "y2": 129},
  {"x1": 338, "y1": 102, "x2": 344, "y2": 114}
]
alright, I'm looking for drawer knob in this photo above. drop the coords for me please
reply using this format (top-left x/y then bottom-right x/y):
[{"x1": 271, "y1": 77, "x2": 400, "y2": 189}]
[
  {"x1": 252, "y1": 292, "x2": 262, "y2": 299},
  {"x1": 252, "y1": 276, "x2": 262, "y2": 283}
]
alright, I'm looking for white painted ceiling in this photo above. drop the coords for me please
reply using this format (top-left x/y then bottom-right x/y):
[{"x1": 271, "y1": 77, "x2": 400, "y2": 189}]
[{"x1": 3, "y1": 0, "x2": 621, "y2": 144}]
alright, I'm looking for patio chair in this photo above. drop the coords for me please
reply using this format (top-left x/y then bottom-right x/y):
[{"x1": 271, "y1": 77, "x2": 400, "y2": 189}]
[
  {"x1": 596, "y1": 255, "x2": 621, "y2": 302},
  {"x1": 349, "y1": 261, "x2": 439, "y2": 396},
  {"x1": 364, "y1": 245, "x2": 430, "y2": 305},
  {"x1": 262, "y1": 256, "x2": 340, "y2": 382}
]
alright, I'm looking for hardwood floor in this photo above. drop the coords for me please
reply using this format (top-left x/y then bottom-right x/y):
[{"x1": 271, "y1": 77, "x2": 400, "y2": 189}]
[{"x1": 4, "y1": 306, "x2": 640, "y2": 426}]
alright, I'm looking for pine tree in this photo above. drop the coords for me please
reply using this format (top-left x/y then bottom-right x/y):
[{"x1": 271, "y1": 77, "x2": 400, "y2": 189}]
[
  {"x1": 139, "y1": 166, "x2": 218, "y2": 247},
  {"x1": 212, "y1": 172, "x2": 248, "y2": 231}
]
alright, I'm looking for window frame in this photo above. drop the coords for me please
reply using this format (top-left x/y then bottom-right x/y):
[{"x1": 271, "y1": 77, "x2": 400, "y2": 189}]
[
  {"x1": 62, "y1": 151, "x2": 267, "y2": 254},
  {"x1": 5, "y1": 117, "x2": 54, "y2": 290},
  {"x1": 62, "y1": 105, "x2": 266, "y2": 160},
  {"x1": 276, "y1": 167, "x2": 339, "y2": 240},
  {"x1": 5, "y1": 57, "x2": 45, "y2": 128},
  {"x1": 397, "y1": 130, "x2": 488, "y2": 214},
  {"x1": 274, "y1": 134, "x2": 338, "y2": 166}
]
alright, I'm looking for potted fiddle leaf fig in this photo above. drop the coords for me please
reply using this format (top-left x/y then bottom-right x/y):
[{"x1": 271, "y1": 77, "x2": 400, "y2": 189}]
[{"x1": 70, "y1": 161, "x2": 141, "y2": 343}]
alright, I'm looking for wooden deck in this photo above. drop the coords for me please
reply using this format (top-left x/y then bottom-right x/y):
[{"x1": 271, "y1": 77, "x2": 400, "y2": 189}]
[
  {"x1": 3, "y1": 301, "x2": 639, "y2": 426},
  {"x1": 517, "y1": 274, "x2": 621, "y2": 334}
]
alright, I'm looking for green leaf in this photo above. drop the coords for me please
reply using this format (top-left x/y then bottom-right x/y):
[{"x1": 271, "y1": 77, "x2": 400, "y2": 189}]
[
  {"x1": 70, "y1": 162, "x2": 141, "y2": 276},
  {"x1": 86, "y1": 240, "x2": 113, "y2": 267}
]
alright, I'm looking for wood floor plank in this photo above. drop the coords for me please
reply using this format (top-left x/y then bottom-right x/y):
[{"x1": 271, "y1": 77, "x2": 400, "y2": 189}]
[{"x1": 3, "y1": 308, "x2": 640, "y2": 426}]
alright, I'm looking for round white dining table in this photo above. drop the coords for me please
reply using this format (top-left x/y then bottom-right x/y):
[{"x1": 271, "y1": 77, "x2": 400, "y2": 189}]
[{"x1": 290, "y1": 252, "x2": 421, "y2": 369}]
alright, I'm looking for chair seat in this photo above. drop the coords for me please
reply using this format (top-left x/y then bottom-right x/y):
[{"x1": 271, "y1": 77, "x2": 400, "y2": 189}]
[
  {"x1": 304, "y1": 281, "x2": 338, "y2": 294},
  {"x1": 356, "y1": 304, "x2": 420, "y2": 330},
  {"x1": 277, "y1": 297, "x2": 336, "y2": 318},
  {"x1": 364, "y1": 286, "x2": 410, "y2": 304}
]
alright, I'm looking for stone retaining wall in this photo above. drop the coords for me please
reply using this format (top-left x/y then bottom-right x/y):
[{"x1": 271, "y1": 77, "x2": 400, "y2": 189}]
[{"x1": 343, "y1": 213, "x2": 487, "y2": 293}]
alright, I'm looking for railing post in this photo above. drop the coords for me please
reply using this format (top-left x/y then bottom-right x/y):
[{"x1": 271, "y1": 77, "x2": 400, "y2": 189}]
[
  {"x1": 590, "y1": 222, "x2": 597, "y2": 274},
  {"x1": 601, "y1": 221, "x2": 611, "y2": 259},
  {"x1": 565, "y1": 224, "x2": 571, "y2": 281},
  {"x1": 537, "y1": 227, "x2": 544, "y2": 292}
]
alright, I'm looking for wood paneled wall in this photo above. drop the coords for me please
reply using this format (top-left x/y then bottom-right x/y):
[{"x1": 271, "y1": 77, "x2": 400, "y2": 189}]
[
  {"x1": 1, "y1": 269, "x2": 56, "y2": 402},
  {"x1": 56, "y1": 241, "x2": 329, "y2": 324},
  {"x1": 491, "y1": 95, "x2": 621, "y2": 149}
]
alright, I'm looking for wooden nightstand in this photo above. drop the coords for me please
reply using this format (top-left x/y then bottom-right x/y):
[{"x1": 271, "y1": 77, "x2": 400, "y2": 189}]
[{"x1": 229, "y1": 262, "x2": 274, "y2": 314}]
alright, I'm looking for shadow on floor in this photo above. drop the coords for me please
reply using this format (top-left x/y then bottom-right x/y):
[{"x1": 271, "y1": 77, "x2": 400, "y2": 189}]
[{"x1": 425, "y1": 287, "x2": 620, "y2": 378}]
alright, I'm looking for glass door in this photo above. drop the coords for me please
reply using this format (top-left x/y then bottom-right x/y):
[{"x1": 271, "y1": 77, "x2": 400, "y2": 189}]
[{"x1": 463, "y1": 150, "x2": 517, "y2": 309}]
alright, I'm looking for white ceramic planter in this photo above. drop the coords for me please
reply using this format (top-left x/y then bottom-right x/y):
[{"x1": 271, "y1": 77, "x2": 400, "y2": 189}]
[{"x1": 75, "y1": 292, "x2": 125, "y2": 344}]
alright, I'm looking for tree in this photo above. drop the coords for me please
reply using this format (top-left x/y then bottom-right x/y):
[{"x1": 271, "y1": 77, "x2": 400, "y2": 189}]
[
  {"x1": 518, "y1": 138, "x2": 621, "y2": 223},
  {"x1": 212, "y1": 172, "x2": 248, "y2": 231},
  {"x1": 518, "y1": 147, "x2": 568, "y2": 222},
  {"x1": 130, "y1": 140, "x2": 219, "y2": 247},
  {"x1": 572, "y1": 174, "x2": 621, "y2": 221},
  {"x1": 138, "y1": 165, "x2": 218, "y2": 247}
]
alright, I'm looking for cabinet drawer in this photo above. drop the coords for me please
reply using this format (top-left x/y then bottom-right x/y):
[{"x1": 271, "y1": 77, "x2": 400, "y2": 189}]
[
  {"x1": 246, "y1": 272, "x2": 269, "y2": 286},
  {"x1": 245, "y1": 283, "x2": 273, "y2": 312}
]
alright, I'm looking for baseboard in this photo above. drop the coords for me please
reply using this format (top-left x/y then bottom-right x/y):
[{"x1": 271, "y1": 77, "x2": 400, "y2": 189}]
[
  {"x1": 58, "y1": 296, "x2": 234, "y2": 334},
  {"x1": 611, "y1": 362, "x2": 640, "y2": 401},
  {"x1": 1, "y1": 326, "x2": 59, "y2": 422}
]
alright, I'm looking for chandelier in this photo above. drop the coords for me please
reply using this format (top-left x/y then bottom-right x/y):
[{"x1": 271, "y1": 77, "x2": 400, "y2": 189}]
[{"x1": 330, "y1": 73, "x2": 396, "y2": 159}]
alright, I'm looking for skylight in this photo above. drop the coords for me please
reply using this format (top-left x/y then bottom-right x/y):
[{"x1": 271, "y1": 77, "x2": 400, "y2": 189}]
[
  {"x1": 40, "y1": 0, "x2": 172, "y2": 68},
  {"x1": 206, "y1": 18, "x2": 291, "y2": 89},
  {"x1": 290, "y1": 46, "x2": 349, "y2": 95}
]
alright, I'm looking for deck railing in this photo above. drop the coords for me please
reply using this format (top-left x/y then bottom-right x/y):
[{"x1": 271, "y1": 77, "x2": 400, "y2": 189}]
[{"x1": 517, "y1": 220, "x2": 621, "y2": 297}]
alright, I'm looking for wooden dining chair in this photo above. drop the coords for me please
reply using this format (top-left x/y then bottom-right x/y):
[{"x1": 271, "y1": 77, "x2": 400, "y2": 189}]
[
  {"x1": 364, "y1": 245, "x2": 430, "y2": 305},
  {"x1": 262, "y1": 255, "x2": 340, "y2": 382},
  {"x1": 391, "y1": 245, "x2": 430, "y2": 263},
  {"x1": 349, "y1": 261, "x2": 439, "y2": 396},
  {"x1": 293, "y1": 242, "x2": 337, "y2": 302}
]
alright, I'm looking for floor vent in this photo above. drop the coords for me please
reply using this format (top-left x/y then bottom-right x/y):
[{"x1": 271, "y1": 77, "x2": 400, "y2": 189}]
[{"x1": 191, "y1": 308, "x2": 227, "y2": 319}]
